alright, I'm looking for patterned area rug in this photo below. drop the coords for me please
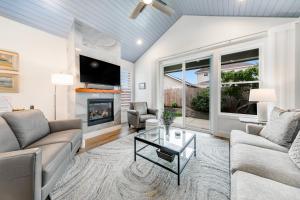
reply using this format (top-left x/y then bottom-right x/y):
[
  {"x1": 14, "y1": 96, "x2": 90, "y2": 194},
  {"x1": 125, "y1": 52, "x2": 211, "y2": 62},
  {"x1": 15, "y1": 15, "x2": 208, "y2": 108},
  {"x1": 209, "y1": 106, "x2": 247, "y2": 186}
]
[{"x1": 51, "y1": 133, "x2": 230, "y2": 200}]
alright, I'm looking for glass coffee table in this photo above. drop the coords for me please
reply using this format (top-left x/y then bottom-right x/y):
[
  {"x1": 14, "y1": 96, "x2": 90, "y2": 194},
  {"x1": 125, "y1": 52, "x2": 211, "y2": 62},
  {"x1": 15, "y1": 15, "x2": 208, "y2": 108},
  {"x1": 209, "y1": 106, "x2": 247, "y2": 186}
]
[{"x1": 134, "y1": 127, "x2": 196, "y2": 185}]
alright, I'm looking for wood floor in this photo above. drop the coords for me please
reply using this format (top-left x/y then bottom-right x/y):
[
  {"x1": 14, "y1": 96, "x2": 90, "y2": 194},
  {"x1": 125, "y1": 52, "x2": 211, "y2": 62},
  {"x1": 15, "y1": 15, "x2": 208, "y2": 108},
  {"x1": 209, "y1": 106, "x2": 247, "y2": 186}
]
[
  {"x1": 79, "y1": 123, "x2": 137, "y2": 153},
  {"x1": 78, "y1": 124, "x2": 226, "y2": 154}
]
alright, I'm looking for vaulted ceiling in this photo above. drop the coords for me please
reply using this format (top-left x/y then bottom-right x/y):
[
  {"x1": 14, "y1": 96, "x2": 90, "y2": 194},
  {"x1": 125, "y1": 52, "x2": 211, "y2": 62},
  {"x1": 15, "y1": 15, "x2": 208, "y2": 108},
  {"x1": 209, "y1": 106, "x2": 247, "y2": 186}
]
[{"x1": 0, "y1": 0, "x2": 299, "y2": 62}]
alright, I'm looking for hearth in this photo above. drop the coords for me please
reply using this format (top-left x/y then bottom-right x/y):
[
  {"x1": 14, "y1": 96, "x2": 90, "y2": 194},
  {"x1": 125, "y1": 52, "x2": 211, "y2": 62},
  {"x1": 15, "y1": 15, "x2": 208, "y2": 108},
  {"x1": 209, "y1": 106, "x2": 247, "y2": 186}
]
[{"x1": 87, "y1": 98, "x2": 114, "y2": 126}]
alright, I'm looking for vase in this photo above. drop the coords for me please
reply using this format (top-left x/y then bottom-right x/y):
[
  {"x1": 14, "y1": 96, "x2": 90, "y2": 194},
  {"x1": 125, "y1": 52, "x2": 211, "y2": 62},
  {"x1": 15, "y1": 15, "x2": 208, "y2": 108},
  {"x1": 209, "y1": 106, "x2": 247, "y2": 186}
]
[{"x1": 165, "y1": 124, "x2": 170, "y2": 134}]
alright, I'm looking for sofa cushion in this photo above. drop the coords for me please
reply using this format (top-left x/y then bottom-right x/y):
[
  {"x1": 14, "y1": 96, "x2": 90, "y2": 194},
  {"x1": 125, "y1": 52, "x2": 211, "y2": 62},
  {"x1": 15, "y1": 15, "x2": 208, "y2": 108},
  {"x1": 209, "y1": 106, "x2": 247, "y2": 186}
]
[
  {"x1": 139, "y1": 114, "x2": 156, "y2": 123},
  {"x1": 230, "y1": 130, "x2": 288, "y2": 152},
  {"x1": 0, "y1": 117, "x2": 20, "y2": 152},
  {"x1": 231, "y1": 171, "x2": 300, "y2": 200},
  {"x1": 27, "y1": 129, "x2": 82, "y2": 152},
  {"x1": 133, "y1": 102, "x2": 147, "y2": 115},
  {"x1": 26, "y1": 143, "x2": 71, "y2": 186},
  {"x1": 259, "y1": 111, "x2": 300, "y2": 148},
  {"x1": 231, "y1": 144, "x2": 300, "y2": 188},
  {"x1": 2, "y1": 110, "x2": 50, "y2": 148},
  {"x1": 289, "y1": 131, "x2": 300, "y2": 169}
]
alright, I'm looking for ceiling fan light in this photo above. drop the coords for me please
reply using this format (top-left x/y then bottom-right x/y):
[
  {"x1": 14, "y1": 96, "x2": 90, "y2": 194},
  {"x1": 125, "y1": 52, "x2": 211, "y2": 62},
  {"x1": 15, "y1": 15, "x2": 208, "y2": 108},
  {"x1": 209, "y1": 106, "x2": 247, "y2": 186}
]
[{"x1": 143, "y1": 0, "x2": 153, "y2": 5}]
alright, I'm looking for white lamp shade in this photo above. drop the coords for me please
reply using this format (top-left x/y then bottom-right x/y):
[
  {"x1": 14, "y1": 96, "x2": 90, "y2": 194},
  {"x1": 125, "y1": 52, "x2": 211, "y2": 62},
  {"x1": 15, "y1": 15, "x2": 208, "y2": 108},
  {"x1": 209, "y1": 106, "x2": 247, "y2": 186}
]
[
  {"x1": 51, "y1": 73, "x2": 73, "y2": 85},
  {"x1": 249, "y1": 89, "x2": 276, "y2": 102}
]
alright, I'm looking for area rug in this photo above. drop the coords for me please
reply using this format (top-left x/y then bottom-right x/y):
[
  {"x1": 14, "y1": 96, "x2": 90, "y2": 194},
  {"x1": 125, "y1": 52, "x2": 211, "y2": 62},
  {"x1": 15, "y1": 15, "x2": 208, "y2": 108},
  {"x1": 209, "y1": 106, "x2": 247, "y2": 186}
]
[{"x1": 51, "y1": 133, "x2": 230, "y2": 200}]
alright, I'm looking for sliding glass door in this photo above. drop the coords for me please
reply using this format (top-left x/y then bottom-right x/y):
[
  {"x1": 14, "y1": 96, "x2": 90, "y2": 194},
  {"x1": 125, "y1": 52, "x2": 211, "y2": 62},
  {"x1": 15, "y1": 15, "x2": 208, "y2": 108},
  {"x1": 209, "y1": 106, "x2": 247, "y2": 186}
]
[
  {"x1": 185, "y1": 59, "x2": 210, "y2": 130},
  {"x1": 162, "y1": 57, "x2": 211, "y2": 131},
  {"x1": 163, "y1": 63, "x2": 184, "y2": 127}
]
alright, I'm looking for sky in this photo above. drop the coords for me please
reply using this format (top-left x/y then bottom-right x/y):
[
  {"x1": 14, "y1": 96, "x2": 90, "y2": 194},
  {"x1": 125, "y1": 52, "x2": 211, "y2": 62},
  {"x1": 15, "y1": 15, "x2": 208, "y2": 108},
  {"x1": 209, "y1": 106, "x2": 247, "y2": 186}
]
[{"x1": 168, "y1": 69, "x2": 199, "y2": 85}]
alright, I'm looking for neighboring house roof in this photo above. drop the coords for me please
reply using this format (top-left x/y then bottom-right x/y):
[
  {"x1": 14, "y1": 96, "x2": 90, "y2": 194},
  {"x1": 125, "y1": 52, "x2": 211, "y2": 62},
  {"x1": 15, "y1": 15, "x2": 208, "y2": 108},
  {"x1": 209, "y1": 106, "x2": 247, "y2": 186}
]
[
  {"x1": 195, "y1": 62, "x2": 256, "y2": 74},
  {"x1": 165, "y1": 74, "x2": 198, "y2": 88}
]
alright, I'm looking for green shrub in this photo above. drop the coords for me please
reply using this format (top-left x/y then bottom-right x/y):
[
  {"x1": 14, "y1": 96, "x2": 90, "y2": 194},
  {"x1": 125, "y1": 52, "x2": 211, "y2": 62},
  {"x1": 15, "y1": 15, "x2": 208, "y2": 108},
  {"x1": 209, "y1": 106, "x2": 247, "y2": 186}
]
[
  {"x1": 191, "y1": 88, "x2": 209, "y2": 113},
  {"x1": 171, "y1": 102, "x2": 178, "y2": 108}
]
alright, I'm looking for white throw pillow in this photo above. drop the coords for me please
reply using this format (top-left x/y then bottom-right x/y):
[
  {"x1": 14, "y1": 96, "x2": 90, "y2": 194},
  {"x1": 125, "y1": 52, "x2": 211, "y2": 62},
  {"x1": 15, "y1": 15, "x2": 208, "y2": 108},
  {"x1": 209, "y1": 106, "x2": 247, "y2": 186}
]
[
  {"x1": 270, "y1": 106, "x2": 286, "y2": 121},
  {"x1": 259, "y1": 112, "x2": 300, "y2": 148}
]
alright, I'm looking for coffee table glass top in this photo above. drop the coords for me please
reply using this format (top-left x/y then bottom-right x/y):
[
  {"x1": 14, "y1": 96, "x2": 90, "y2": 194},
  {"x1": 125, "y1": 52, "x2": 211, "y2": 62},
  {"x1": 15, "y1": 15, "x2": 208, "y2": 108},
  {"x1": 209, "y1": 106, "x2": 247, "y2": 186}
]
[{"x1": 135, "y1": 127, "x2": 195, "y2": 153}]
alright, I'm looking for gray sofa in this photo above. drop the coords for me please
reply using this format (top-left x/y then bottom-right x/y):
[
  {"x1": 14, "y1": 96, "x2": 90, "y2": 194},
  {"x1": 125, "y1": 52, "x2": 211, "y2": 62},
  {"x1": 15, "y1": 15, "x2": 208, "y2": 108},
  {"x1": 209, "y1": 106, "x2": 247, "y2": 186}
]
[
  {"x1": 230, "y1": 124, "x2": 300, "y2": 200},
  {"x1": 127, "y1": 102, "x2": 158, "y2": 129},
  {"x1": 0, "y1": 110, "x2": 82, "y2": 200}
]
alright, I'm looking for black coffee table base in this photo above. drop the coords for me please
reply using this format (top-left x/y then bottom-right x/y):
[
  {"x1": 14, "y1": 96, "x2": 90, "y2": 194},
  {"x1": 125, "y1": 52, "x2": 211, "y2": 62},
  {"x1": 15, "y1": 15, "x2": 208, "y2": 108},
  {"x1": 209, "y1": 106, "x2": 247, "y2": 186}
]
[{"x1": 134, "y1": 135, "x2": 196, "y2": 185}]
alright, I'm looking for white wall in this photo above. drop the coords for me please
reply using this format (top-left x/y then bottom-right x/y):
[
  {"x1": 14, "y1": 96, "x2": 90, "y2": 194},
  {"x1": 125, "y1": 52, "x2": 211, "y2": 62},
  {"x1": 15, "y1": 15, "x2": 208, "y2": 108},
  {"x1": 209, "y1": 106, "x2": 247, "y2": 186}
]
[
  {"x1": 135, "y1": 16, "x2": 296, "y2": 136},
  {"x1": 0, "y1": 16, "x2": 68, "y2": 120}
]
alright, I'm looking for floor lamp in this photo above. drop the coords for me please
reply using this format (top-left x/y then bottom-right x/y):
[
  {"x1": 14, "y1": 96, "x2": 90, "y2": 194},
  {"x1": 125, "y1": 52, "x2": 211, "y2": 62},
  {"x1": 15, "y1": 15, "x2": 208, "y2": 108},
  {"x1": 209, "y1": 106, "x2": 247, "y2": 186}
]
[{"x1": 51, "y1": 73, "x2": 74, "y2": 120}]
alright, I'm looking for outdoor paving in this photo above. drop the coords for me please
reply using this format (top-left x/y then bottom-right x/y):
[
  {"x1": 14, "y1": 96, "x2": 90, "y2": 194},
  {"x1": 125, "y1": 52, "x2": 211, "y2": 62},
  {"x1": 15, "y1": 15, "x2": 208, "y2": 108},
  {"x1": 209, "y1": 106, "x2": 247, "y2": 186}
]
[{"x1": 173, "y1": 117, "x2": 209, "y2": 130}]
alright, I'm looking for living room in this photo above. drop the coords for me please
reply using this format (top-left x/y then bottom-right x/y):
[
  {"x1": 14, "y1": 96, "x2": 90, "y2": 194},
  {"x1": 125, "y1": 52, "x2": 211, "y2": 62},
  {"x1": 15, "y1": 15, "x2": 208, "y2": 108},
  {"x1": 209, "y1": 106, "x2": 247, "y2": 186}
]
[{"x1": 0, "y1": 0, "x2": 300, "y2": 200}]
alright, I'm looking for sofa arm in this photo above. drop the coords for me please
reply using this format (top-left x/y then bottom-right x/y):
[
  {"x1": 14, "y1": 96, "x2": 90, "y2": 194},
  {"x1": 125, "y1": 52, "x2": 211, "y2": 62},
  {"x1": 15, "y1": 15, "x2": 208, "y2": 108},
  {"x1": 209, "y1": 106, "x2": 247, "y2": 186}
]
[
  {"x1": 246, "y1": 124, "x2": 264, "y2": 135},
  {"x1": 127, "y1": 110, "x2": 139, "y2": 116},
  {"x1": 148, "y1": 108, "x2": 158, "y2": 118},
  {"x1": 0, "y1": 148, "x2": 42, "y2": 200},
  {"x1": 49, "y1": 119, "x2": 82, "y2": 133}
]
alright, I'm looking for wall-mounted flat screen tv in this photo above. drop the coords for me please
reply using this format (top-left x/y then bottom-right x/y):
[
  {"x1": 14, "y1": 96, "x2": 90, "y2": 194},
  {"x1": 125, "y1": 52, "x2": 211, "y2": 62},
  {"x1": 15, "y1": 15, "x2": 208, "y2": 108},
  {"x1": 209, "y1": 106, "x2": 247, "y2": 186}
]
[{"x1": 79, "y1": 55, "x2": 120, "y2": 86}]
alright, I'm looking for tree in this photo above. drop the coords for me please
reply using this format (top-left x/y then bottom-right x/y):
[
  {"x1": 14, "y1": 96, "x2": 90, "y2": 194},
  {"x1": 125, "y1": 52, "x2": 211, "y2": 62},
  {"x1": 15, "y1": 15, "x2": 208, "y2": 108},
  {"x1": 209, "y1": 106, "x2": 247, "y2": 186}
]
[{"x1": 221, "y1": 66, "x2": 259, "y2": 114}]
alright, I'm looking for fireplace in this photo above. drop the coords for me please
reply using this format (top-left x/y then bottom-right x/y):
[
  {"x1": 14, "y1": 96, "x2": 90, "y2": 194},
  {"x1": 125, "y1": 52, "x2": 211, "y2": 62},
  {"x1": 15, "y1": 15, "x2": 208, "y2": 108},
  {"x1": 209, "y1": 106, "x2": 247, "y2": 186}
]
[{"x1": 87, "y1": 99, "x2": 114, "y2": 126}]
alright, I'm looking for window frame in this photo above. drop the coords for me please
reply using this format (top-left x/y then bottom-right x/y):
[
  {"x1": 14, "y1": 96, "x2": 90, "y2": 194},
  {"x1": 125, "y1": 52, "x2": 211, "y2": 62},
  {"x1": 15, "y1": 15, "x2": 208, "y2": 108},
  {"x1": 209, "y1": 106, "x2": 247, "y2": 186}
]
[{"x1": 217, "y1": 44, "x2": 263, "y2": 118}]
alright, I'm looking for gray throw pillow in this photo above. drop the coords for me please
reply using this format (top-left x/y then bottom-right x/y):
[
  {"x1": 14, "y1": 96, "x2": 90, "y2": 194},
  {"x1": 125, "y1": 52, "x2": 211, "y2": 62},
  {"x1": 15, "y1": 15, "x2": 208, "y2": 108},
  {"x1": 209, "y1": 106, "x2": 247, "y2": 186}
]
[
  {"x1": 289, "y1": 131, "x2": 300, "y2": 169},
  {"x1": 134, "y1": 102, "x2": 147, "y2": 115},
  {"x1": 2, "y1": 110, "x2": 50, "y2": 148},
  {"x1": 259, "y1": 112, "x2": 300, "y2": 148}
]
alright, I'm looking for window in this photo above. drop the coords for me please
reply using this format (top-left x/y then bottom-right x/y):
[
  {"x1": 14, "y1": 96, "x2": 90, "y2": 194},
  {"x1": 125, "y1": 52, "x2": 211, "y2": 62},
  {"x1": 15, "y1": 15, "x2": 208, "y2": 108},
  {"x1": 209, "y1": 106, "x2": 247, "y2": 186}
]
[
  {"x1": 220, "y1": 48, "x2": 259, "y2": 115},
  {"x1": 120, "y1": 68, "x2": 132, "y2": 109}
]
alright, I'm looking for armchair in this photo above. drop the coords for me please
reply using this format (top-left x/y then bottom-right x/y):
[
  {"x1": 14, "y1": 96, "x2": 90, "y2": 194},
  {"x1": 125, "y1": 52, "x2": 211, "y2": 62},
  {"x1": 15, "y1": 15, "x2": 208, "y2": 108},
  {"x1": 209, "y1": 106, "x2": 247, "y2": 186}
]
[{"x1": 127, "y1": 102, "x2": 158, "y2": 129}]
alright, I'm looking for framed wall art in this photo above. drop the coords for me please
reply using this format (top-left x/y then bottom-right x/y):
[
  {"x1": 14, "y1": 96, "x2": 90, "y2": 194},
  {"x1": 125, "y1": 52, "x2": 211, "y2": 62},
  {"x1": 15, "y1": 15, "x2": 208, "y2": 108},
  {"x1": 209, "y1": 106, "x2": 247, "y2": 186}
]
[
  {"x1": 0, "y1": 50, "x2": 19, "y2": 71},
  {"x1": 139, "y1": 82, "x2": 146, "y2": 90},
  {"x1": 0, "y1": 73, "x2": 19, "y2": 93}
]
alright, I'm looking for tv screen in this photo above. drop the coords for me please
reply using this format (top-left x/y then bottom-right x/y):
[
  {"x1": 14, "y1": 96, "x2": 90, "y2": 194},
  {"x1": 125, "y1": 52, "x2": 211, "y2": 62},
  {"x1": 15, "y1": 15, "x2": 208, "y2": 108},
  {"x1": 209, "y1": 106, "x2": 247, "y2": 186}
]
[{"x1": 79, "y1": 55, "x2": 120, "y2": 86}]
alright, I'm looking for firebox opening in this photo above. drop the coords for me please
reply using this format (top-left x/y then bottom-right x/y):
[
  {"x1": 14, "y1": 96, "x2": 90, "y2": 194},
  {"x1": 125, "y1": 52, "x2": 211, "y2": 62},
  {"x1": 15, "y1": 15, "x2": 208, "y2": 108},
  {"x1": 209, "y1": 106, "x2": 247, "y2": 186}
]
[{"x1": 87, "y1": 98, "x2": 114, "y2": 126}]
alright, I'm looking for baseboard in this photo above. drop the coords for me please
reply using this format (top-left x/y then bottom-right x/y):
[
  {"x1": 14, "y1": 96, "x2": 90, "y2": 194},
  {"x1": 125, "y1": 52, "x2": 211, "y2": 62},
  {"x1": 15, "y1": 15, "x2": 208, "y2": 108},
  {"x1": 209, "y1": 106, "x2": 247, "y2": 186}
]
[{"x1": 81, "y1": 125, "x2": 122, "y2": 148}]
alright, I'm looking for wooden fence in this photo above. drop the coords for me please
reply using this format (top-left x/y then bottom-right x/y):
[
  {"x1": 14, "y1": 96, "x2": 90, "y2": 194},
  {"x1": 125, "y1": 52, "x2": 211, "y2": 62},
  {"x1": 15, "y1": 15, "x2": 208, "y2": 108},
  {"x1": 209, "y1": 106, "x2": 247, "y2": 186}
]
[{"x1": 164, "y1": 87, "x2": 205, "y2": 108}]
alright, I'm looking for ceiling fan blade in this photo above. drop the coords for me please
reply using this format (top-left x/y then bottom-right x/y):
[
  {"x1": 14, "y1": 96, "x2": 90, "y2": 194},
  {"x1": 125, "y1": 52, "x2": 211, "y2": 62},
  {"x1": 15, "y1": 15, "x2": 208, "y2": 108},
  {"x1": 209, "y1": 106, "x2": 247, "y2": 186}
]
[
  {"x1": 129, "y1": 2, "x2": 146, "y2": 19},
  {"x1": 152, "y1": 0, "x2": 175, "y2": 16}
]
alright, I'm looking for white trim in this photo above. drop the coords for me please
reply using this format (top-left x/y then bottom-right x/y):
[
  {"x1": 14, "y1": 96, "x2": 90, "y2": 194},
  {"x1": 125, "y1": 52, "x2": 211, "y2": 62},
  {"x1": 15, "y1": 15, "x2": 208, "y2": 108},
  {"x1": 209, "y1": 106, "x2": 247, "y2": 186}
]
[
  {"x1": 221, "y1": 81, "x2": 259, "y2": 85},
  {"x1": 216, "y1": 39, "x2": 265, "y2": 117}
]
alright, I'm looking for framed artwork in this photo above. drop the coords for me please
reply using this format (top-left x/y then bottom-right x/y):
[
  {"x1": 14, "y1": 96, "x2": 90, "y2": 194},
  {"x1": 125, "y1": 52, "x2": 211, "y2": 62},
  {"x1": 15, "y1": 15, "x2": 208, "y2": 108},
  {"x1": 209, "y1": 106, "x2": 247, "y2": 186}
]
[
  {"x1": 0, "y1": 73, "x2": 19, "y2": 93},
  {"x1": 139, "y1": 82, "x2": 146, "y2": 90},
  {"x1": 0, "y1": 50, "x2": 19, "y2": 71}
]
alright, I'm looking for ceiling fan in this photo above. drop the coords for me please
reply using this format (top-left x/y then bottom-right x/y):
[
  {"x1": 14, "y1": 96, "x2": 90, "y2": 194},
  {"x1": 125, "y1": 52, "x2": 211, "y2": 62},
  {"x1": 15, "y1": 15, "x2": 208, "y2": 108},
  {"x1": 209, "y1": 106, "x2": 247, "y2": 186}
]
[{"x1": 130, "y1": 0, "x2": 175, "y2": 19}]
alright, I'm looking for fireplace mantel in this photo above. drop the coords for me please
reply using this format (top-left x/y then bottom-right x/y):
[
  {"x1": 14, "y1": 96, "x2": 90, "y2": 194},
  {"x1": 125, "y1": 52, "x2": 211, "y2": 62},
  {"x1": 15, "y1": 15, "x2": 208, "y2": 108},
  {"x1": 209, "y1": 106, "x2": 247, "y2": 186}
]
[{"x1": 75, "y1": 88, "x2": 121, "y2": 94}]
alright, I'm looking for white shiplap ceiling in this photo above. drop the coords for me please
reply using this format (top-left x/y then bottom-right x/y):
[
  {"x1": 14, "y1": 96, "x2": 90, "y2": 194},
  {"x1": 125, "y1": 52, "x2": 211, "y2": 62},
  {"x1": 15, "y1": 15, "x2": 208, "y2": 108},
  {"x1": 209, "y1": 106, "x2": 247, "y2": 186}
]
[{"x1": 0, "y1": 0, "x2": 299, "y2": 62}]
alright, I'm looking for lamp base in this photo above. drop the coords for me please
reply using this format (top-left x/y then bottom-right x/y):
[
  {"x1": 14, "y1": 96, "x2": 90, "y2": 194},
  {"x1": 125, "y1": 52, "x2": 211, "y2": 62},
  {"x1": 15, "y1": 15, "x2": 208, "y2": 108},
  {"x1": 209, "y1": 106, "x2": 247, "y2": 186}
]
[{"x1": 257, "y1": 102, "x2": 268, "y2": 122}]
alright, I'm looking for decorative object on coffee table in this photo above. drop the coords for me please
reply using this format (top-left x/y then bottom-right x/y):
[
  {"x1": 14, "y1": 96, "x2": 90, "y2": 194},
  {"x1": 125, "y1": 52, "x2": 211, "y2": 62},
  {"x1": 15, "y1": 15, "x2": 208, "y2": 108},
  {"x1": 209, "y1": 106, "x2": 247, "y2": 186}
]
[
  {"x1": 162, "y1": 109, "x2": 176, "y2": 133},
  {"x1": 156, "y1": 147, "x2": 175, "y2": 162}
]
